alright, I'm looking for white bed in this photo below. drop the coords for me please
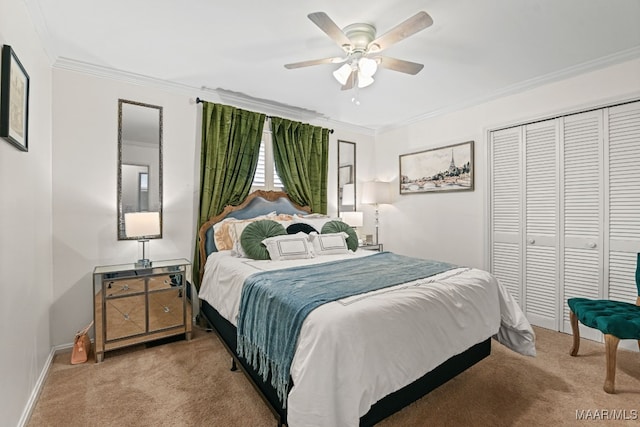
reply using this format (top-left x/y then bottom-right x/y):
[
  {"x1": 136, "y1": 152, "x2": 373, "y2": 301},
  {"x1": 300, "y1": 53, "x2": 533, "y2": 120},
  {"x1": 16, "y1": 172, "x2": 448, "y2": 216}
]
[{"x1": 199, "y1": 249, "x2": 535, "y2": 427}]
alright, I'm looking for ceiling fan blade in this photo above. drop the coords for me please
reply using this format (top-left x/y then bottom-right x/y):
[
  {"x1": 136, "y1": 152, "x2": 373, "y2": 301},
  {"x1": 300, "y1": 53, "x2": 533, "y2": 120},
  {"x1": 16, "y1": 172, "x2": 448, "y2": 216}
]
[
  {"x1": 341, "y1": 71, "x2": 356, "y2": 90},
  {"x1": 368, "y1": 11, "x2": 433, "y2": 53},
  {"x1": 308, "y1": 12, "x2": 352, "y2": 50},
  {"x1": 375, "y1": 56, "x2": 424, "y2": 75},
  {"x1": 285, "y1": 57, "x2": 345, "y2": 69}
]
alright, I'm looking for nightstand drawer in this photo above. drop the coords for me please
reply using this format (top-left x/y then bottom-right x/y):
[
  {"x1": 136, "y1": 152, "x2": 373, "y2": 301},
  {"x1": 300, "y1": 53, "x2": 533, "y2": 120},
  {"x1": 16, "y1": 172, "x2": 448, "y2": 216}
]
[
  {"x1": 105, "y1": 295, "x2": 146, "y2": 340},
  {"x1": 148, "y1": 289, "x2": 184, "y2": 331},
  {"x1": 105, "y1": 278, "x2": 145, "y2": 297},
  {"x1": 147, "y1": 273, "x2": 182, "y2": 291}
]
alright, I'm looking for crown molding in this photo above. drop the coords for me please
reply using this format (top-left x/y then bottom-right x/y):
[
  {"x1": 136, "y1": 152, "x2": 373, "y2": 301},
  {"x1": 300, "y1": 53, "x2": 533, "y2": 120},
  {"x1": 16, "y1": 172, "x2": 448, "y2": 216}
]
[
  {"x1": 24, "y1": 0, "x2": 58, "y2": 63},
  {"x1": 377, "y1": 46, "x2": 640, "y2": 134},
  {"x1": 52, "y1": 57, "x2": 376, "y2": 136}
]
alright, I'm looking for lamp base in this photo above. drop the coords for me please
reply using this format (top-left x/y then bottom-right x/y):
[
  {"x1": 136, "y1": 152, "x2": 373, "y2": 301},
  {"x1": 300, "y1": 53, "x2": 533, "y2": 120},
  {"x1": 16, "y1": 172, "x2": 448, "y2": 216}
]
[
  {"x1": 135, "y1": 259, "x2": 152, "y2": 268},
  {"x1": 135, "y1": 239, "x2": 152, "y2": 268}
]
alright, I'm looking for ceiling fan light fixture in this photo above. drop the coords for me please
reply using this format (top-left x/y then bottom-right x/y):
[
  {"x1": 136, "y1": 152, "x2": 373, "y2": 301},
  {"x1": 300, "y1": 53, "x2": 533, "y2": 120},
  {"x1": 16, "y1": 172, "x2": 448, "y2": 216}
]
[
  {"x1": 289, "y1": 11, "x2": 432, "y2": 93},
  {"x1": 358, "y1": 57, "x2": 378, "y2": 77},
  {"x1": 333, "y1": 63, "x2": 352, "y2": 85},
  {"x1": 357, "y1": 72, "x2": 374, "y2": 88}
]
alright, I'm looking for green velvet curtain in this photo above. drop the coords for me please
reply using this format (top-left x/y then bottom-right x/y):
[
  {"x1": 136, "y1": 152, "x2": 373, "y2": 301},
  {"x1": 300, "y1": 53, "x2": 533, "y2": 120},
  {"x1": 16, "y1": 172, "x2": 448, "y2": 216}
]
[
  {"x1": 270, "y1": 117, "x2": 329, "y2": 214},
  {"x1": 193, "y1": 102, "x2": 265, "y2": 288}
]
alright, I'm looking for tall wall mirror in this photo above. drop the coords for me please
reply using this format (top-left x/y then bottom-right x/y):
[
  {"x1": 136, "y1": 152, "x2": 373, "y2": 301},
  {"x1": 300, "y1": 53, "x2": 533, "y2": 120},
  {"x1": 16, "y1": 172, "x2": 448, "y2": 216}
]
[
  {"x1": 117, "y1": 99, "x2": 163, "y2": 240},
  {"x1": 337, "y1": 140, "x2": 356, "y2": 214}
]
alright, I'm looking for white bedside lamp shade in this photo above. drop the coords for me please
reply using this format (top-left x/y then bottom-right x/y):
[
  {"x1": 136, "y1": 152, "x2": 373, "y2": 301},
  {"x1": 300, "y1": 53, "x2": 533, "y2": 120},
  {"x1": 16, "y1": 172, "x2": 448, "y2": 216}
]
[
  {"x1": 124, "y1": 212, "x2": 161, "y2": 238},
  {"x1": 362, "y1": 181, "x2": 392, "y2": 205},
  {"x1": 340, "y1": 211, "x2": 364, "y2": 227}
]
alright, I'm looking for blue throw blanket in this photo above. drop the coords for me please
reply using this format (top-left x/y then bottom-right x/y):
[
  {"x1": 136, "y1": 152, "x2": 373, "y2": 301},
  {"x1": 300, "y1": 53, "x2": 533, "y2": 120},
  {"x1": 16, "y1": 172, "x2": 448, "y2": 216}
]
[{"x1": 236, "y1": 252, "x2": 457, "y2": 406}]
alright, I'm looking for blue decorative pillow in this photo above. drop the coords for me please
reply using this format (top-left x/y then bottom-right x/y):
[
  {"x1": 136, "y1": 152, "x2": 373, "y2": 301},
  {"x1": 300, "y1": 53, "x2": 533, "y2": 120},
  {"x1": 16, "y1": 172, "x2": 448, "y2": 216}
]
[
  {"x1": 240, "y1": 220, "x2": 287, "y2": 260},
  {"x1": 321, "y1": 220, "x2": 358, "y2": 252},
  {"x1": 286, "y1": 223, "x2": 317, "y2": 235}
]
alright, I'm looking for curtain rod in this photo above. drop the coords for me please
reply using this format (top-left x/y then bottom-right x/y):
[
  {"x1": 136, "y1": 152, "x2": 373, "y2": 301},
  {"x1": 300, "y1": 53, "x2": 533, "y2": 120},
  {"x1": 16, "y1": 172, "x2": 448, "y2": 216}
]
[{"x1": 195, "y1": 97, "x2": 334, "y2": 134}]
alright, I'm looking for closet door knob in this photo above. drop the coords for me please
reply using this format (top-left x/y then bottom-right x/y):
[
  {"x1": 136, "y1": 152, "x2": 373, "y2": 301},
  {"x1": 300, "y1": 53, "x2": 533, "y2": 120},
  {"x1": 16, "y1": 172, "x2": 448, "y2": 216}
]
[
  {"x1": 527, "y1": 239, "x2": 535, "y2": 244},
  {"x1": 588, "y1": 242, "x2": 597, "y2": 249}
]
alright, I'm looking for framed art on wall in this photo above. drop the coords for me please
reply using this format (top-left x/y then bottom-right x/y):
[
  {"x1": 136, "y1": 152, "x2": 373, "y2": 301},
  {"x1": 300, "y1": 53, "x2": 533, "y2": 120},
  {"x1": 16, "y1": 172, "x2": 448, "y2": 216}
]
[
  {"x1": 399, "y1": 141, "x2": 474, "y2": 194},
  {"x1": 1, "y1": 45, "x2": 30, "y2": 152}
]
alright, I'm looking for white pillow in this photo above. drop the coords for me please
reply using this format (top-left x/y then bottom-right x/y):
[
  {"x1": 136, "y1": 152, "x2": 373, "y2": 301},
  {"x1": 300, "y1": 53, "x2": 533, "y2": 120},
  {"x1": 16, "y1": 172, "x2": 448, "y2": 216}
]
[
  {"x1": 292, "y1": 214, "x2": 340, "y2": 232},
  {"x1": 309, "y1": 232, "x2": 350, "y2": 255},
  {"x1": 262, "y1": 232, "x2": 314, "y2": 261}
]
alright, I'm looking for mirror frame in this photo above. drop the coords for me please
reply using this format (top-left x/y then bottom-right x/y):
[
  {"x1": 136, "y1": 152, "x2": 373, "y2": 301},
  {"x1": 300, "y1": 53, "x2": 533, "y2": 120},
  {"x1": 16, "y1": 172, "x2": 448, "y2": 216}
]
[
  {"x1": 337, "y1": 140, "x2": 356, "y2": 214},
  {"x1": 117, "y1": 99, "x2": 163, "y2": 240}
]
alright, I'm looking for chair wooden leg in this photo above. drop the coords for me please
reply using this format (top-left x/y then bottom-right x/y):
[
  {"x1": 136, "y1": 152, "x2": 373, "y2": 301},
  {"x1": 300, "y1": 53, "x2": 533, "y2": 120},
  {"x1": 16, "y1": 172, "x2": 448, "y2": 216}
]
[
  {"x1": 604, "y1": 334, "x2": 620, "y2": 394},
  {"x1": 569, "y1": 310, "x2": 580, "y2": 356}
]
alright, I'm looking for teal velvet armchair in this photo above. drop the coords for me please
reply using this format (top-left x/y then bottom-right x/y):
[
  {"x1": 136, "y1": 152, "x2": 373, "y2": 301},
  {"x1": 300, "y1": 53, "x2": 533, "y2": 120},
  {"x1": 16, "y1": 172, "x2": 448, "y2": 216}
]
[{"x1": 568, "y1": 253, "x2": 640, "y2": 393}]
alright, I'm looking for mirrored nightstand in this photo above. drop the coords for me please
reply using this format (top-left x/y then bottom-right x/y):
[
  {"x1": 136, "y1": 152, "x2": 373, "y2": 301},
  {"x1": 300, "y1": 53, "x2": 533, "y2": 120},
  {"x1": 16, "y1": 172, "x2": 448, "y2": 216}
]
[
  {"x1": 359, "y1": 243, "x2": 383, "y2": 252},
  {"x1": 93, "y1": 258, "x2": 192, "y2": 362}
]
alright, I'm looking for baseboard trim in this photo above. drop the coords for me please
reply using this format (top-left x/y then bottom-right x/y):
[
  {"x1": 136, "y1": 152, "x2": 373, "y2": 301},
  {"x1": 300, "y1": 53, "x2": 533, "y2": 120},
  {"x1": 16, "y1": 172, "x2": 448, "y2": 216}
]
[
  {"x1": 16, "y1": 342, "x2": 78, "y2": 427},
  {"x1": 17, "y1": 347, "x2": 55, "y2": 427}
]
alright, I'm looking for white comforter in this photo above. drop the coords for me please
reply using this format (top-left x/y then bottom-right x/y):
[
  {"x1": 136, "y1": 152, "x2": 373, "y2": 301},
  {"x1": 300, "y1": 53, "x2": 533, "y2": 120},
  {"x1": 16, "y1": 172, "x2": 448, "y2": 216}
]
[{"x1": 199, "y1": 251, "x2": 535, "y2": 427}]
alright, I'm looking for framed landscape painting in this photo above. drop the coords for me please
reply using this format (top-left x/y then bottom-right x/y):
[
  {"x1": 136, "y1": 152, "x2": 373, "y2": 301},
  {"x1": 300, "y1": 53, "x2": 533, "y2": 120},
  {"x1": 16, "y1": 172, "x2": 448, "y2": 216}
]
[
  {"x1": 0, "y1": 45, "x2": 30, "y2": 152},
  {"x1": 399, "y1": 141, "x2": 474, "y2": 194}
]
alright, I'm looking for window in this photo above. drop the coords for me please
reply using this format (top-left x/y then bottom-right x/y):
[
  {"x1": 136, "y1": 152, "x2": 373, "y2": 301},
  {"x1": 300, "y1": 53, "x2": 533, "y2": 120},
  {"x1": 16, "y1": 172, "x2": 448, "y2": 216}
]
[{"x1": 252, "y1": 128, "x2": 283, "y2": 191}]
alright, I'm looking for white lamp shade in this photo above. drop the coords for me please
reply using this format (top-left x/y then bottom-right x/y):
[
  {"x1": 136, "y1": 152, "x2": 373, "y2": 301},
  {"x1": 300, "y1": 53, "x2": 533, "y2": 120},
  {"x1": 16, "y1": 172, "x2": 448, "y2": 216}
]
[
  {"x1": 362, "y1": 181, "x2": 392, "y2": 205},
  {"x1": 333, "y1": 63, "x2": 352, "y2": 86},
  {"x1": 358, "y1": 57, "x2": 378, "y2": 77},
  {"x1": 341, "y1": 183, "x2": 355, "y2": 206},
  {"x1": 357, "y1": 72, "x2": 374, "y2": 88},
  {"x1": 124, "y1": 212, "x2": 161, "y2": 238},
  {"x1": 340, "y1": 211, "x2": 364, "y2": 227}
]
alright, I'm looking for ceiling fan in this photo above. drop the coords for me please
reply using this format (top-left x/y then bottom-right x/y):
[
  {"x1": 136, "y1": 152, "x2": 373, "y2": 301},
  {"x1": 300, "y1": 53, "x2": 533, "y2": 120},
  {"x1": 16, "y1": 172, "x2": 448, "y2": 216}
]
[{"x1": 284, "y1": 11, "x2": 433, "y2": 91}]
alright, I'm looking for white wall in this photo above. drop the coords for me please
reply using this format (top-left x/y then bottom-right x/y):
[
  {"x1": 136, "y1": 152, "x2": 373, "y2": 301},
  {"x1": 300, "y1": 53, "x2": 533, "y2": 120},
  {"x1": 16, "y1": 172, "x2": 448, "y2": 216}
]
[
  {"x1": 50, "y1": 69, "x2": 375, "y2": 347},
  {"x1": 51, "y1": 69, "x2": 199, "y2": 345},
  {"x1": 0, "y1": 0, "x2": 53, "y2": 425},
  {"x1": 375, "y1": 58, "x2": 640, "y2": 269}
]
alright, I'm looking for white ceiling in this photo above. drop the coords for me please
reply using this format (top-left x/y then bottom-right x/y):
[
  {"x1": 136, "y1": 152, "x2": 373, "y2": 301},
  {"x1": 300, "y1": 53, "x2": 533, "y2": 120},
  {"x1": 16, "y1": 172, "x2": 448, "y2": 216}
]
[{"x1": 28, "y1": 0, "x2": 640, "y2": 132}]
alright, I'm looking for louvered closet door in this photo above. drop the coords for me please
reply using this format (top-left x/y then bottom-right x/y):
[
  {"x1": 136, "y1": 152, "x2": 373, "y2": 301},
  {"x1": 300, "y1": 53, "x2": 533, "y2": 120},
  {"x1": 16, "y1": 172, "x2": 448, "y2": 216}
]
[
  {"x1": 523, "y1": 120, "x2": 558, "y2": 329},
  {"x1": 561, "y1": 110, "x2": 604, "y2": 338},
  {"x1": 490, "y1": 127, "x2": 522, "y2": 304},
  {"x1": 607, "y1": 101, "x2": 640, "y2": 308}
]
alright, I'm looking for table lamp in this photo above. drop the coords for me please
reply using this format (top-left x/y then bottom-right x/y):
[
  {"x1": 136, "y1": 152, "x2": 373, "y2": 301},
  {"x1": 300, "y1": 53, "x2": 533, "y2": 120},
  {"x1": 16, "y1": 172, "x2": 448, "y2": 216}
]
[{"x1": 362, "y1": 181, "x2": 392, "y2": 245}]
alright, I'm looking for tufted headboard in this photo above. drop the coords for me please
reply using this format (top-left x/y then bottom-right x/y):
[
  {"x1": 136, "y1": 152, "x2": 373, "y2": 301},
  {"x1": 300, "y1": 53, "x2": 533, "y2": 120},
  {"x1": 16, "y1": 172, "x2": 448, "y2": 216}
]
[{"x1": 198, "y1": 190, "x2": 311, "y2": 271}]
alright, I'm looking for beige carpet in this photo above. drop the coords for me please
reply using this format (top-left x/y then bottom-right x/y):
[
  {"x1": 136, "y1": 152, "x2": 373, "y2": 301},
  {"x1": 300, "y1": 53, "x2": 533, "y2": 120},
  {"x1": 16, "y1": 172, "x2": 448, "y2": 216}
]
[{"x1": 28, "y1": 326, "x2": 639, "y2": 427}]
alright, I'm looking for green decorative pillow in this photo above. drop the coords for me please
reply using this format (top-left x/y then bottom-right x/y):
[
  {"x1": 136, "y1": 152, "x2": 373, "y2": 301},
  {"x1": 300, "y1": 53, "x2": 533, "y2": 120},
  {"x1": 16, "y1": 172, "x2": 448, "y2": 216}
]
[
  {"x1": 241, "y1": 220, "x2": 287, "y2": 260},
  {"x1": 321, "y1": 220, "x2": 358, "y2": 252}
]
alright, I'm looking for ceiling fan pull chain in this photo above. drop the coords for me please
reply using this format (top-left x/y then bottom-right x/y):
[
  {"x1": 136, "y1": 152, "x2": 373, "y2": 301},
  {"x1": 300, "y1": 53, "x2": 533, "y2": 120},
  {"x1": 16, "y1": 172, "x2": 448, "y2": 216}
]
[{"x1": 351, "y1": 83, "x2": 361, "y2": 106}]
